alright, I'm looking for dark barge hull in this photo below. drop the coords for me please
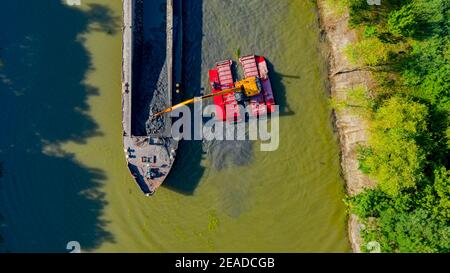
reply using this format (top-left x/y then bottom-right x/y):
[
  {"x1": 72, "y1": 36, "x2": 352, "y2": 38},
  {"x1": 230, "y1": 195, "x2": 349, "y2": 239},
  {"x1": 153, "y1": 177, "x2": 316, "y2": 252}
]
[{"x1": 121, "y1": 0, "x2": 182, "y2": 196}]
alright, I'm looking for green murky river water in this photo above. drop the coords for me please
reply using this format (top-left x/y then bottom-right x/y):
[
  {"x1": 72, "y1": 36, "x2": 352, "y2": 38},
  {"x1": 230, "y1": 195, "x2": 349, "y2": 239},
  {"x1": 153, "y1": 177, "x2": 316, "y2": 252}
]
[{"x1": 0, "y1": 0, "x2": 349, "y2": 252}]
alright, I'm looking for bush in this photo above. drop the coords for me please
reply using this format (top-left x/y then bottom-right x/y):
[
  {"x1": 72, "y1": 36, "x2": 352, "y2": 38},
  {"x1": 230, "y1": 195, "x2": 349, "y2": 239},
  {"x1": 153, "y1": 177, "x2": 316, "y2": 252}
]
[
  {"x1": 363, "y1": 25, "x2": 378, "y2": 38},
  {"x1": 344, "y1": 38, "x2": 391, "y2": 66}
]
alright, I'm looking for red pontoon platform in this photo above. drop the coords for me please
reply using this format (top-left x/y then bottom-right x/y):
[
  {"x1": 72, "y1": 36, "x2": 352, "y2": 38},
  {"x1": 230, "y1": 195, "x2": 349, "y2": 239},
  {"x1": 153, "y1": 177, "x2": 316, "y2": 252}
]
[
  {"x1": 209, "y1": 60, "x2": 241, "y2": 122},
  {"x1": 239, "y1": 55, "x2": 276, "y2": 116},
  {"x1": 208, "y1": 55, "x2": 276, "y2": 122}
]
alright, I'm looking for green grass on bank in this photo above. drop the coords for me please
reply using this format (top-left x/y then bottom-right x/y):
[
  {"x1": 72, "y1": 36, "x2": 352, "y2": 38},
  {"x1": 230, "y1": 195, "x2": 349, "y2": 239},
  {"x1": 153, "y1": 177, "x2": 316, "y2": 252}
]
[{"x1": 328, "y1": 0, "x2": 449, "y2": 252}]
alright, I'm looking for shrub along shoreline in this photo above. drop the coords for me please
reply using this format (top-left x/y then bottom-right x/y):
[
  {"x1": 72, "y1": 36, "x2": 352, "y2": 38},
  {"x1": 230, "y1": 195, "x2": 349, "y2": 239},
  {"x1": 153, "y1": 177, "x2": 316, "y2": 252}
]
[{"x1": 321, "y1": 0, "x2": 449, "y2": 252}]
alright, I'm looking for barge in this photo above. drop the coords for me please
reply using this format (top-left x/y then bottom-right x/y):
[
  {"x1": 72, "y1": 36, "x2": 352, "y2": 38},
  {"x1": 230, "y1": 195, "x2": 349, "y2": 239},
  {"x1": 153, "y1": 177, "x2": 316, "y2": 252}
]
[{"x1": 121, "y1": 0, "x2": 182, "y2": 196}]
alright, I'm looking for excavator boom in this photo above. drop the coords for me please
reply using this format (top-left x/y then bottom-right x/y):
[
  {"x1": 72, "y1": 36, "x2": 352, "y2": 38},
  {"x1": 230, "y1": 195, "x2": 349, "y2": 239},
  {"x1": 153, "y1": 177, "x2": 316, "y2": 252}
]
[{"x1": 151, "y1": 86, "x2": 240, "y2": 118}]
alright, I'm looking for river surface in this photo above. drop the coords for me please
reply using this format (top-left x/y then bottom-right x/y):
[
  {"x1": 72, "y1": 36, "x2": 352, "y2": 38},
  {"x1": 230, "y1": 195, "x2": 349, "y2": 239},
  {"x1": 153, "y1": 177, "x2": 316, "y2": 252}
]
[{"x1": 0, "y1": 0, "x2": 349, "y2": 252}]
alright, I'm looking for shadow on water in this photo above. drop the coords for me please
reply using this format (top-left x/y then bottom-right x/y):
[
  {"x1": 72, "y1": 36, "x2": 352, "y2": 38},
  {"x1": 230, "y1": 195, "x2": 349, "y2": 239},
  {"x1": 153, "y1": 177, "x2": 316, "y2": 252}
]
[
  {"x1": 0, "y1": 1, "x2": 119, "y2": 252},
  {"x1": 164, "y1": 0, "x2": 205, "y2": 195},
  {"x1": 0, "y1": 162, "x2": 4, "y2": 251},
  {"x1": 266, "y1": 59, "x2": 295, "y2": 117}
]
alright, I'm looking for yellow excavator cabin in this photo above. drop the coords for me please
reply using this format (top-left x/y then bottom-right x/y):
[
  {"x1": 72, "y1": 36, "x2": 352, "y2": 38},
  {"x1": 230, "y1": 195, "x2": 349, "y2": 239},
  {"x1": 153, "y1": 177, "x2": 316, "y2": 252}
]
[{"x1": 234, "y1": 76, "x2": 262, "y2": 97}]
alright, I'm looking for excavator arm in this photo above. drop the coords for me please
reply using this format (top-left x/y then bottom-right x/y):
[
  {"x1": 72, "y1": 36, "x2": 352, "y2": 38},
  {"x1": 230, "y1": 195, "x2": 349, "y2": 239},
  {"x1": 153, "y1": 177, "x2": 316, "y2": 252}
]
[{"x1": 151, "y1": 86, "x2": 241, "y2": 118}]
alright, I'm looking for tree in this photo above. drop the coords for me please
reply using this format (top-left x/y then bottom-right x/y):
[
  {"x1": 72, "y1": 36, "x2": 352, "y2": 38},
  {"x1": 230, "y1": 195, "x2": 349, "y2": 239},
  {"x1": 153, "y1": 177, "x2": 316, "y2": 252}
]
[
  {"x1": 432, "y1": 166, "x2": 450, "y2": 220},
  {"x1": 350, "y1": 186, "x2": 450, "y2": 253},
  {"x1": 362, "y1": 96, "x2": 429, "y2": 195},
  {"x1": 402, "y1": 38, "x2": 450, "y2": 110},
  {"x1": 388, "y1": 4, "x2": 418, "y2": 37},
  {"x1": 377, "y1": 208, "x2": 450, "y2": 252}
]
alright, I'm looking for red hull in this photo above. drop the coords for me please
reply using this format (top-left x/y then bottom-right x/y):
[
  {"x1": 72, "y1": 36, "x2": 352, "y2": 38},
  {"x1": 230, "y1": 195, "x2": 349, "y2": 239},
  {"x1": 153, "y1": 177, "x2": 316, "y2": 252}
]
[
  {"x1": 256, "y1": 56, "x2": 276, "y2": 113},
  {"x1": 209, "y1": 60, "x2": 240, "y2": 122}
]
